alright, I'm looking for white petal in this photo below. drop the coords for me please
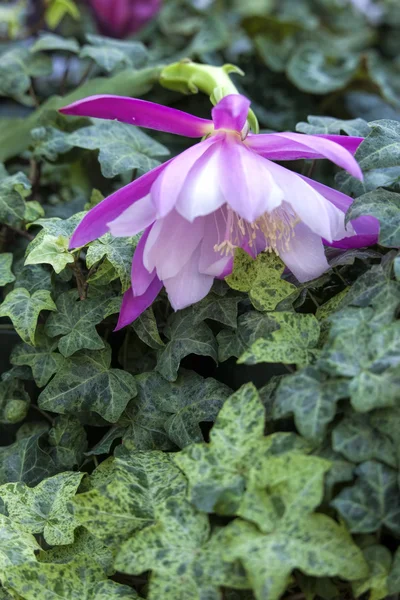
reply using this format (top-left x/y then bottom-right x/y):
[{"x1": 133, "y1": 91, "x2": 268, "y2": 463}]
[
  {"x1": 279, "y1": 222, "x2": 330, "y2": 282},
  {"x1": 164, "y1": 245, "x2": 214, "y2": 310},
  {"x1": 108, "y1": 194, "x2": 156, "y2": 237}
]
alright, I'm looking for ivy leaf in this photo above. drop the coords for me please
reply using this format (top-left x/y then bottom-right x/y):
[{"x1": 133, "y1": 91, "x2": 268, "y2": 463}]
[
  {"x1": 0, "y1": 433, "x2": 56, "y2": 487},
  {"x1": 80, "y1": 34, "x2": 148, "y2": 72},
  {"x1": 31, "y1": 125, "x2": 73, "y2": 161},
  {"x1": 38, "y1": 345, "x2": 137, "y2": 423},
  {"x1": 296, "y1": 115, "x2": 370, "y2": 136},
  {"x1": 174, "y1": 384, "x2": 267, "y2": 515},
  {"x1": 86, "y1": 234, "x2": 137, "y2": 293},
  {"x1": 0, "y1": 288, "x2": 56, "y2": 345},
  {"x1": 44, "y1": 0, "x2": 80, "y2": 29},
  {"x1": 67, "y1": 121, "x2": 169, "y2": 178},
  {"x1": 156, "y1": 309, "x2": 217, "y2": 382},
  {"x1": 345, "y1": 189, "x2": 400, "y2": 247},
  {"x1": 352, "y1": 545, "x2": 391, "y2": 600},
  {"x1": 216, "y1": 311, "x2": 279, "y2": 362},
  {"x1": 332, "y1": 460, "x2": 400, "y2": 536},
  {"x1": 388, "y1": 547, "x2": 400, "y2": 594},
  {"x1": 48, "y1": 416, "x2": 88, "y2": 470},
  {"x1": 0, "y1": 172, "x2": 31, "y2": 227},
  {"x1": 238, "y1": 312, "x2": 320, "y2": 367},
  {"x1": 115, "y1": 498, "x2": 248, "y2": 600},
  {"x1": 71, "y1": 452, "x2": 186, "y2": 544},
  {"x1": 0, "y1": 514, "x2": 40, "y2": 573},
  {"x1": 4, "y1": 557, "x2": 141, "y2": 600},
  {"x1": 0, "y1": 48, "x2": 52, "y2": 105},
  {"x1": 25, "y1": 234, "x2": 74, "y2": 274},
  {"x1": 132, "y1": 306, "x2": 164, "y2": 350},
  {"x1": 10, "y1": 326, "x2": 66, "y2": 387},
  {"x1": 0, "y1": 254, "x2": 15, "y2": 286},
  {"x1": 127, "y1": 369, "x2": 232, "y2": 449},
  {"x1": 14, "y1": 264, "x2": 52, "y2": 294},
  {"x1": 45, "y1": 290, "x2": 120, "y2": 357},
  {"x1": 273, "y1": 367, "x2": 349, "y2": 443},
  {"x1": 0, "y1": 471, "x2": 84, "y2": 545},
  {"x1": 0, "y1": 379, "x2": 30, "y2": 425},
  {"x1": 226, "y1": 250, "x2": 297, "y2": 311},
  {"x1": 30, "y1": 33, "x2": 79, "y2": 53},
  {"x1": 193, "y1": 292, "x2": 243, "y2": 328},
  {"x1": 26, "y1": 213, "x2": 86, "y2": 252},
  {"x1": 24, "y1": 200, "x2": 44, "y2": 223}
]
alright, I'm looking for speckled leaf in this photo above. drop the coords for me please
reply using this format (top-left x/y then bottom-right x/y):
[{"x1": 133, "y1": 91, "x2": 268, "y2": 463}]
[
  {"x1": 346, "y1": 189, "x2": 400, "y2": 247},
  {"x1": 132, "y1": 306, "x2": 164, "y2": 349},
  {"x1": 332, "y1": 460, "x2": 400, "y2": 535},
  {"x1": 11, "y1": 326, "x2": 66, "y2": 387},
  {"x1": 0, "y1": 48, "x2": 51, "y2": 105},
  {"x1": 0, "y1": 471, "x2": 84, "y2": 545},
  {"x1": 352, "y1": 545, "x2": 391, "y2": 600},
  {"x1": 216, "y1": 311, "x2": 279, "y2": 362},
  {"x1": 193, "y1": 293, "x2": 242, "y2": 328},
  {"x1": 25, "y1": 234, "x2": 74, "y2": 274},
  {"x1": 0, "y1": 288, "x2": 56, "y2": 345},
  {"x1": 115, "y1": 498, "x2": 248, "y2": 600},
  {"x1": 273, "y1": 367, "x2": 349, "y2": 442},
  {"x1": 67, "y1": 121, "x2": 169, "y2": 178},
  {"x1": 38, "y1": 345, "x2": 137, "y2": 423},
  {"x1": 0, "y1": 254, "x2": 15, "y2": 286},
  {"x1": 0, "y1": 379, "x2": 30, "y2": 425},
  {"x1": 26, "y1": 213, "x2": 86, "y2": 252},
  {"x1": 80, "y1": 34, "x2": 147, "y2": 72},
  {"x1": 388, "y1": 547, "x2": 400, "y2": 594},
  {"x1": 14, "y1": 264, "x2": 52, "y2": 294},
  {"x1": 0, "y1": 433, "x2": 56, "y2": 486},
  {"x1": 71, "y1": 452, "x2": 186, "y2": 544},
  {"x1": 0, "y1": 514, "x2": 40, "y2": 573},
  {"x1": 174, "y1": 384, "x2": 266, "y2": 515},
  {"x1": 0, "y1": 172, "x2": 30, "y2": 227},
  {"x1": 48, "y1": 416, "x2": 87, "y2": 470},
  {"x1": 86, "y1": 234, "x2": 138, "y2": 293},
  {"x1": 296, "y1": 115, "x2": 370, "y2": 136},
  {"x1": 156, "y1": 310, "x2": 217, "y2": 382}
]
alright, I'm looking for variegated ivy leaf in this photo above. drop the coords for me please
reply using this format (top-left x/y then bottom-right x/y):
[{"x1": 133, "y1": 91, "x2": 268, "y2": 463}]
[
  {"x1": 0, "y1": 514, "x2": 40, "y2": 574},
  {"x1": 48, "y1": 416, "x2": 87, "y2": 470},
  {"x1": 0, "y1": 172, "x2": 31, "y2": 227},
  {"x1": 115, "y1": 498, "x2": 249, "y2": 600},
  {"x1": 86, "y1": 234, "x2": 138, "y2": 293},
  {"x1": 25, "y1": 234, "x2": 74, "y2": 274},
  {"x1": 346, "y1": 188, "x2": 400, "y2": 247},
  {"x1": 80, "y1": 34, "x2": 148, "y2": 72},
  {"x1": 388, "y1": 547, "x2": 400, "y2": 594},
  {"x1": 0, "y1": 48, "x2": 51, "y2": 105},
  {"x1": 0, "y1": 471, "x2": 84, "y2": 546},
  {"x1": 216, "y1": 311, "x2": 279, "y2": 362},
  {"x1": 0, "y1": 253, "x2": 15, "y2": 286},
  {"x1": 31, "y1": 33, "x2": 80, "y2": 54},
  {"x1": 26, "y1": 213, "x2": 86, "y2": 252},
  {"x1": 192, "y1": 292, "x2": 243, "y2": 328},
  {"x1": 296, "y1": 115, "x2": 370, "y2": 136},
  {"x1": 0, "y1": 379, "x2": 30, "y2": 425},
  {"x1": 132, "y1": 306, "x2": 164, "y2": 349},
  {"x1": 0, "y1": 433, "x2": 56, "y2": 487},
  {"x1": 352, "y1": 545, "x2": 391, "y2": 600},
  {"x1": 0, "y1": 288, "x2": 56, "y2": 345}
]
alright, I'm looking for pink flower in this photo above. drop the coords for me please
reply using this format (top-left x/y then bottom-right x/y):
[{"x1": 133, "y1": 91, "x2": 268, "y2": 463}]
[
  {"x1": 87, "y1": 0, "x2": 161, "y2": 38},
  {"x1": 60, "y1": 94, "x2": 379, "y2": 329}
]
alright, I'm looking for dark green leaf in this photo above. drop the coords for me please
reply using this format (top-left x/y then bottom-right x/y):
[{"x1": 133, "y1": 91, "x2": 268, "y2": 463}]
[
  {"x1": 80, "y1": 34, "x2": 148, "y2": 72},
  {"x1": 0, "y1": 379, "x2": 30, "y2": 425},
  {"x1": 0, "y1": 254, "x2": 15, "y2": 287},
  {"x1": 48, "y1": 416, "x2": 88, "y2": 469},
  {"x1": 346, "y1": 189, "x2": 400, "y2": 247}
]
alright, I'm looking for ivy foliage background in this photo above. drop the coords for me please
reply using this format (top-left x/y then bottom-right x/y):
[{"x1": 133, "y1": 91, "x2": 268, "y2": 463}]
[{"x1": 0, "y1": 0, "x2": 399, "y2": 599}]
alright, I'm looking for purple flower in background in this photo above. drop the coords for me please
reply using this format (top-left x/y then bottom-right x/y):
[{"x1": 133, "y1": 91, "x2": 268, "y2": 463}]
[
  {"x1": 87, "y1": 0, "x2": 162, "y2": 38},
  {"x1": 60, "y1": 94, "x2": 379, "y2": 328}
]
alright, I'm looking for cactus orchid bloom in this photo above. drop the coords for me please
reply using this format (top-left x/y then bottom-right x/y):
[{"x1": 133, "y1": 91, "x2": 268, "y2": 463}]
[
  {"x1": 87, "y1": 0, "x2": 162, "y2": 38},
  {"x1": 60, "y1": 94, "x2": 379, "y2": 329}
]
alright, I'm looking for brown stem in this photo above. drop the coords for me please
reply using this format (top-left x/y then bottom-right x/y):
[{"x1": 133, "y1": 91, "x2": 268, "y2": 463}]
[
  {"x1": 71, "y1": 256, "x2": 88, "y2": 300},
  {"x1": 77, "y1": 60, "x2": 95, "y2": 87},
  {"x1": 60, "y1": 58, "x2": 71, "y2": 96},
  {"x1": 29, "y1": 158, "x2": 42, "y2": 199}
]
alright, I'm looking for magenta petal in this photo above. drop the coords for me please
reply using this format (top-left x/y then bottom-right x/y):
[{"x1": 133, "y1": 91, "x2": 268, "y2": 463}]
[
  {"x1": 69, "y1": 160, "x2": 170, "y2": 248},
  {"x1": 279, "y1": 222, "x2": 330, "y2": 282},
  {"x1": 199, "y1": 211, "x2": 233, "y2": 277},
  {"x1": 108, "y1": 194, "x2": 156, "y2": 237},
  {"x1": 212, "y1": 94, "x2": 251, "y2": 133},
  {"x1": 115, "y1": 277, "x2": 162, "y2": 330},
  {"x1": 316, "y1": 134, "x2": 364, "y2": 155},
  {"x1": 131, "y1": 227, "x2": 155, "y2": 297},
  {"x1": 60, "y1": 96, "x2": 213, "y2": 138}
]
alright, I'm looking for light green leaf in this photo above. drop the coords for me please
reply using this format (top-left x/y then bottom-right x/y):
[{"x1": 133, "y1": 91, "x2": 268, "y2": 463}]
[
  {"x1": 67, "y1": 121, "x2": 169, "y2": 178},
  {"x1": 26, "y1": 213, "x2": 85, "y2": 252},
  {"x1": 346, "y1": 189, "x2": 400, "y2": 247},
  {"x1": 0, "y1": 471, "x2": 84, "y2": 545},
  {"x1": 0, "y1": 172, "x2": 31, "y2": 227},
  {"x1": 86, "y1": 234, "x2": 138, "y2": 293},
  {"x1": 0, "y1": 288, "x2": 56, "y2": 345},
  {"x1": 38, "y1": 345, "x2": 137, "y2": 423},
  {"x1": 80, "y1": 34, "x2": 148, "y2": 73},
  {"x1": 24, "y1": 201, "x2": 44, "y2": 223},
  {"x1": 0, "y1": 254, "x2": 15, "y2": 286},
  {"x1": 352, "y1": 545, "x2": 391, "y2": 600},
  {"x1": 0, "y1": 379, "x2": 30, "y2": 425},
  {"x1": 226, "y1": 250, "x2": 297, "y2": 311},
  {"x1": 25, "y1": 235, "x2": 74, "y2": 274},
  {"x1": 0, "y1": 514, "x2": 40, "y2": 573},
  {"x1": 45, "y1": 0, "x2": 80, "y2": 29}
]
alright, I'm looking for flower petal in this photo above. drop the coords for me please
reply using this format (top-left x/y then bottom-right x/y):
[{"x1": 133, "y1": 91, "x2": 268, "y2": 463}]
[
  {"x1": 115, "y1": 277, "x2": 162, "y2": 330},
  {"x1": 279, "y1": 222, "x2": 330, "y2": 282},
  {"x1": 163, "y1": 245, "x2": 213, "y2": 310},
  {"x1": 212, "y1": 94, "x2": 251, "y2": 133},
  {"x1": 60, "y1": 95, "x2": 213, "y2": 138},
  {"x1": 261, "y1": 159, "x2": 352, "y2": 242},
  {"x1": 143, "y1": 210, "x2": 205, "y2": 280},
  {"x1": 108, "y1": 194, "x2": 156, "y2": 237},
  {"x1": 199, "y1": 211, "x2": 233, "y2": 277},
  {"x1": 316, "y1": 134, "x2": 363, "y2": 155},
  {"x1": 219, "y1": 137, "x2": 284, "y2": 222},
  {"x1": 151, "y1": 136, "x2": 218, "y2": 218},
  {"x1": 247, "y1": 132, "x2": 363, "y2": 180},
  {"x1": 131, "y1": 226, "x2": 155, "y2": 297},
  {"x1": 69, "y1": 160, "x2": 170, "y2": 248}
]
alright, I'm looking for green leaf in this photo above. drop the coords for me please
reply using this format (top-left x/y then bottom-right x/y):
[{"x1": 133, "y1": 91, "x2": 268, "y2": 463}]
[
  {"x1": 0, "y1": 433, "x2": 56, "y2": 487},
  {"x1": 273, "y1": 367, "x2": 349, "y2": 443},
  {"x1": 25, "y1": 234, "x2": 74, "y2": 274},
  {"x1": 174, "y1": 384, "x2": 266, "y2": 515},
  {"x1": 0, "y1": 173, "x2": 31, "y2": 227},
  {"x1": 45, "y1": 0, "x2": 80, "y2": 29},
  {"x1": 38, "y1": 345, "x2": 137, "y2": 423},
  {"x1": 67, "y1": 121, "x2": 169, "y2": 178},
  {"x1": 388, "y1": 547, "x2": 400, "y2": 594},
  {"x1": 0, "y1": 288, "x2": 56, "y2": 345},
  {"x1": 26, "y1": 213, "x2": 85, "y2": 252},
  {"x1": 226, "y1": 250, "x2": 297, "y2": 311},
  {"x1": 128, "y1": 369, "x2": 232, "y2": 449},
  {"x1": 0, "y1": 379, "x2": 30, "y2": 425},
  {"x1": 0, "y1": 254, "x2": 15, "y2": 286},
  {"x1": 332, "y1": 460, "x2": 400, "y2": 535},
  {"x1": 48, "y1": 416, "x2": 87, "y2": 469},
  {"x1": 132, "y1": 306, "x2": 164, "y2": 349},
  {"x1": 10, "y1": 326, "x2": 66, "y2": 388},
  {"x1": 14, "y1": 264, "x2": 52, "y2": 294},
  {"x1": 352, "y1": 545, "x2": 391, "y2": 600},
  {"x1": 156, "y1": 309, "x2": 217, "y2": 382},
  {"x1": 0, "y1": 471, "x2": 84, "y2": 545},
  {"x1": 346, "y1": 189, "x2": 400, "y2": 247},
  {"x1": 238, "y1": 312, "x2": 320, "y2": 367},
  {"x1": 216, "y1": 311, "x2": 279, "y2": 362},
  {"x1": 30, "y1": 33, "x2": 80, "y2": 54},
  {"x1": 80, "y1": 34, "x2": 148, "y2": 72},
  {"x1": 24, "y1": 201, "x2": 44, "y2": 223},
  {"x1": 0, "y1": 48, "x2": 52, "y2": 105},
  {"x1": 296, "y1": 115, "x2": 370, "y2": 137},
  {"x1": 86, "y1": 234, "x2": 138, "y2": 293},
  {"x1": 71, "y1": 452, "x2": 186, "y2": 544},
  {"x1": 115, "y1": 498, "x2": 248, "y2": 600},
  {"x1": 192, "y1": 292, "x2": 242, "y2": 328},
  {"x1": 45, "y1": 289, "x2": 120, "y2": 357},
  {"x1": 4, "y1": 557, "x2": 140, "y2": 600},
  {"x1": 0, "y1": 514, "x2": 40, "y2": 573}
]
